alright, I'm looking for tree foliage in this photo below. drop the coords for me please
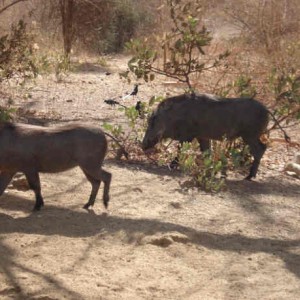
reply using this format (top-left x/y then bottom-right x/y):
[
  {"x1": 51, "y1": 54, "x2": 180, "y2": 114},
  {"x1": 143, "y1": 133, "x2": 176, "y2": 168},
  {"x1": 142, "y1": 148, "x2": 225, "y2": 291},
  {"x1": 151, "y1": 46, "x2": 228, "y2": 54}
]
[
  {"x1": 123, "y1": 0, "x2": 229, "y2": 91},
  {"x1": 36, "y1": 0, "x2": 153, "y2": 56}
]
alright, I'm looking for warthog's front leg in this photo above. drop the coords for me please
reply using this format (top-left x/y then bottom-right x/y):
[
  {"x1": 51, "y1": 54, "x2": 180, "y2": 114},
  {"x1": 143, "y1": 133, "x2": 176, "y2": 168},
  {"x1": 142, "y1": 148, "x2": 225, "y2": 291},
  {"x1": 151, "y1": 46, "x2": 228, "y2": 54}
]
[
  {"x1": 24, "y1": 171, "x2": 44, "y2": 211},
  {"x1": 0, "y1": 171, "x2": 16, "y2": 195}
]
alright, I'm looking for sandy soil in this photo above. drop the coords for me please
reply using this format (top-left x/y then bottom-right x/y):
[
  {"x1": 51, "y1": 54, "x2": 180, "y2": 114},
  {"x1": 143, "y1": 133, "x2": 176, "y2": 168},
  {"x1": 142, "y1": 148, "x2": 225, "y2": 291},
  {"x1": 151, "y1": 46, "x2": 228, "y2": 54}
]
[{"x1": 0, "y1": 55, "x2": 300, "y2": 300}]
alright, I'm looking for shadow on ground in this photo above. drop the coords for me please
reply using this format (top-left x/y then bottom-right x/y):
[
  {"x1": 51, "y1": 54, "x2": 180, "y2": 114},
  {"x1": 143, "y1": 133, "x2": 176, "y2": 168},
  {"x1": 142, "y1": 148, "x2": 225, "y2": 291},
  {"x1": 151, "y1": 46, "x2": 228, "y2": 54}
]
[
  {"x1": 107, "y1": 159, "x2": 300, "y2": 198},
  {"x1": 1, "y1": 194, "x2": 300, "y2": 281},
  {"x1": 226, "y1": 177, "x2": 300, "y2": 198}
]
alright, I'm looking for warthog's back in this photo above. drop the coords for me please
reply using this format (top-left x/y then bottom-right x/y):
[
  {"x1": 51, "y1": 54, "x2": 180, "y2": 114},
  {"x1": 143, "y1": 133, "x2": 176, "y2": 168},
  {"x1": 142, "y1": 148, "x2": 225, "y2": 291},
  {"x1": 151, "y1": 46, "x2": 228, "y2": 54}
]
[
  {"x1": 0, "y1": 122, "x2": 107, "y2": 173},
  {"x1": 157, "y1": 94, "x2": 269, "y2": 140}
]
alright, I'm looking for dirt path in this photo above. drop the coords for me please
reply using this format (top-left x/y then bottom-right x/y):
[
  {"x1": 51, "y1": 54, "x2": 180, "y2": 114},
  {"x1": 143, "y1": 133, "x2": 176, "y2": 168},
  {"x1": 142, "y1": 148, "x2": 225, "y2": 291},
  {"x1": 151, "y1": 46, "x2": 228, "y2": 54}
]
[{"x1": 0, "y1": 56, "x2": 300, "y2": 300}]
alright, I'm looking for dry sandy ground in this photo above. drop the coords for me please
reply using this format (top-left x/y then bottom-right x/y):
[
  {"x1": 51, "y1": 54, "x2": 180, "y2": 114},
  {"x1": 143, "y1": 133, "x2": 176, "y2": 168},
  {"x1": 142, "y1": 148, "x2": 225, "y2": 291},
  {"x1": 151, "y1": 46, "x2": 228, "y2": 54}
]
[{"x1": 0, "y1": 56, "x2": 300, "y2": 300}]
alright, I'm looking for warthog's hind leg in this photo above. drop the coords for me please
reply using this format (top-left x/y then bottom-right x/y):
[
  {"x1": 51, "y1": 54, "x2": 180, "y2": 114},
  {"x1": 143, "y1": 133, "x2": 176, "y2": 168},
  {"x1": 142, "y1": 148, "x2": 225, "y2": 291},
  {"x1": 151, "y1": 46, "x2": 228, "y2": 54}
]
[
  {"x1": 24, "y1": 171, "x2": 44, "y2": 211},
  {"x1": 0, "y1": 172, "x2": 16, "y2": 195},
  {"x1": 244, "y1": 138, "x2": 267, "y2": 180},
  {"x1": 81, "y1": 167, "x2": 112, "y2": 209},
  {"x1": 101, "y1": 170, "x2": 112, "y2": 208},
  {"x1": 82, "y1": 170, "x2": 101, "y2": 209}
]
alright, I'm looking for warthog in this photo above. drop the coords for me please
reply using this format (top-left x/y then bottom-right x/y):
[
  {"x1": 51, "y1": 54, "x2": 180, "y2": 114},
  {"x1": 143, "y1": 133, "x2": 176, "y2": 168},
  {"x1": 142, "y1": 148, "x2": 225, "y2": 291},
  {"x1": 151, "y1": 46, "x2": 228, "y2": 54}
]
[
  {"x1": 0, "y1": 122, "x2": 111, "y2": 210},
  {"x1": 142, "y1": 93, "x2": 289, "y2": 180}
]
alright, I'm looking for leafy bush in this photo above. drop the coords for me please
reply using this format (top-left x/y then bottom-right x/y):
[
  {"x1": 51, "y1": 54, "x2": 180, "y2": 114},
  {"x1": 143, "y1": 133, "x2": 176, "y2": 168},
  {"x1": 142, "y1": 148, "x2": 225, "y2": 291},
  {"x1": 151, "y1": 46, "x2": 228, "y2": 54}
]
[
  {"x1": 177, "y1": 138, "x2": 252, "y2": 192},
  {"x1": 0, "y1": 20, "x2": 38, "y2": 82},
  {"x1": 0, "y1": 106, "x2": 15, "y2": 122},
  {"x1": 269, "y1": 66, "x2": 300, "y2": 121},
  {"x1": 102, "y1": 95, "x2": 164, "y2": 159}
]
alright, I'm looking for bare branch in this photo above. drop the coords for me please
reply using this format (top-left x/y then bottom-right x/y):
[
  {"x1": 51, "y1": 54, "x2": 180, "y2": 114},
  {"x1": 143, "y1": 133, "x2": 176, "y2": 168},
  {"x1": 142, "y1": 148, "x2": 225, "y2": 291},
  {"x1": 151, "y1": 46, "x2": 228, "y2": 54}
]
[
  {"x1": 0, "y1": 0, "x2": 27, "y2": 15},
  {"x1": 150, "y1": 66, "x2": 187, "y2": 83},
  {"x1": 267, "y1": 106, "x2": 300, "y2": 132}
]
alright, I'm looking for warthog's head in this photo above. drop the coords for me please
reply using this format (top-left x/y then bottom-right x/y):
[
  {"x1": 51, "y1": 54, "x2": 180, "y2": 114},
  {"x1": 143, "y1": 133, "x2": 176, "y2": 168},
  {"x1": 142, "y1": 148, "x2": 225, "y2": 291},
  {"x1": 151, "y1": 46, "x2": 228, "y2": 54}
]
[{"x1": 142, "y1": 110, "x2": 165, "y2": 151}]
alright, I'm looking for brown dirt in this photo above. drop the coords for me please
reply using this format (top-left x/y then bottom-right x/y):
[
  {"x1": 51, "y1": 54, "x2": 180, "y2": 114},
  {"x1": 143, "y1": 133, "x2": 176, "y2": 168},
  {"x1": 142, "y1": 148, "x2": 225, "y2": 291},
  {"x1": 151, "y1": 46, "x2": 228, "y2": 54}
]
[{"x1": 0, "y1": 55, "x2": 300, "y2": 300}]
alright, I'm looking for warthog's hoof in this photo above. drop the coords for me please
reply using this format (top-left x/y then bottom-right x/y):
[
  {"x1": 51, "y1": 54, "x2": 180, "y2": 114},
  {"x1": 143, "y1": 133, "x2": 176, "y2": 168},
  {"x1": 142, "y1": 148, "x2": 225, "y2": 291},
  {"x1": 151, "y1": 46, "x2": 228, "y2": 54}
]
[
  {"x1": 244, "y1": 175, "x2": 253, "y2": 181},
  {"x1": 103, "y1": 199, "x2": 109, "y2": 209},
  {"x1": 33, "y1": 201, "x2": 44, "y2": 211},
  {"x1": 83, "y1": 203, "x2": 93, "y2": 210}
]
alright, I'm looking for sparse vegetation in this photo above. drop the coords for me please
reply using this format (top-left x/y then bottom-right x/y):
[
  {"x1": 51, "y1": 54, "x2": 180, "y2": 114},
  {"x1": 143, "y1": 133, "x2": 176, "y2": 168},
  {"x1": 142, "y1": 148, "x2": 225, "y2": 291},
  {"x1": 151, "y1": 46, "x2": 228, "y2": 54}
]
[
  {"x1": 0, "y1": 2, "x2": 299, "y2": 297},
  {"x1": 99, "y1": 0, "x2": 298, "y2": 191},
  {"x1": 0, "y1": 106, "x2": 15, "y2": 121},
  {"x1": 0, "y1": 0, "x2": 299, "y2": 192},
  {"x1": 122, "y1": 0, "x2": 230, "y2": 91}
]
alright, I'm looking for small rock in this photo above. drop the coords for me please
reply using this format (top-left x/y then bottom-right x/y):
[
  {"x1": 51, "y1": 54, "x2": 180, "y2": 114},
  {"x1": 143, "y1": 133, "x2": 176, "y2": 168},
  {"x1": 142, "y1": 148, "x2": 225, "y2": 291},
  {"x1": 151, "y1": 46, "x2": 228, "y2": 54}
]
[
  {"x1": 170, "y1": 202, "x2": 182, "y2": 209},
  {"x1": 132, "y1": 187, "x2": 143, "y2": 193},
  {"x1": 141, "y1": 232, "x2": 189, "y2": 247},
  {"x1": 147, "y1": 236, "x2": 173, "y2": 248},
  {"x1": 285, "y1": 162, "x2": 300, "y2": 178}
]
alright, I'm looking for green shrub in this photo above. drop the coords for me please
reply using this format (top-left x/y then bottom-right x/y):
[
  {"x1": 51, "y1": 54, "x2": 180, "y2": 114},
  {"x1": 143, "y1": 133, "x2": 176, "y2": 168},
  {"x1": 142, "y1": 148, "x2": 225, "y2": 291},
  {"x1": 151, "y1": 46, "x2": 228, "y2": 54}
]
[
  {"x1": 0, "y1": 106, "x2": 15, "y2": 122},
  {"x1": 176, "y1": 138, "x2": 252, "y2": 192},
  {"x1": 269, "y1": 66, "x2": 300, "y2": 120},
  {"x1": 0, "y1": 20, "x2": 38, "y2": 82}
]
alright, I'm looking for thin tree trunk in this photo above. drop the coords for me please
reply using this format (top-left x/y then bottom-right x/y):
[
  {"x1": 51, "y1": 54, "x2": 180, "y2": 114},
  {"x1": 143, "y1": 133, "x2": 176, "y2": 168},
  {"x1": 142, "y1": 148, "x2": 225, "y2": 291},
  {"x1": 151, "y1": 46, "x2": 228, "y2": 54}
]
[{"x1": 60, "y1": 0, "x2": 74, "y2": 58}]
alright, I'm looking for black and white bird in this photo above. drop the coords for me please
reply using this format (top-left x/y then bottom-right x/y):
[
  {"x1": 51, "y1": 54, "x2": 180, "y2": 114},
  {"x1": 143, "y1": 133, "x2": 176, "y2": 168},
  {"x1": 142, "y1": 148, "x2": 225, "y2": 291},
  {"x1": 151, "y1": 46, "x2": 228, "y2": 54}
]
[
  {"x1": 122, "y1": 84, "x2": 139, "y2": 100},
  {"x1": 130, "y1": 84, "x2": 139, "y2": 96},
  {"x1": 104, "y1": 99, "x2": 126, "y2": 108},
  {"x1": 104, "y1": 84, "x2": 140, "y2": 110}
]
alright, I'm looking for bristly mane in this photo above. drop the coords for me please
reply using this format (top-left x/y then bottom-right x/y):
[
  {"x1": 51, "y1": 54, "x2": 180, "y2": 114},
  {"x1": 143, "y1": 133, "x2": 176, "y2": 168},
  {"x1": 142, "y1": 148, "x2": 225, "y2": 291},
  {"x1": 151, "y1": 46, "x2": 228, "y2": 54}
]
[{"x1": 157, "y1": 93, "x2": 220, "y2": 111}]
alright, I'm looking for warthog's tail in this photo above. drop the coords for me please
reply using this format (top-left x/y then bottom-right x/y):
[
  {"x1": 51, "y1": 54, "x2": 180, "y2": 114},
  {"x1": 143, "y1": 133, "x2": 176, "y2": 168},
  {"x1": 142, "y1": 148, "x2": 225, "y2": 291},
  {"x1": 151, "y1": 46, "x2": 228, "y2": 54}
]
[
  {"x1": 103, "y1": 132, "x2": 129, "y2": 159},
  {"x1": 268, "y1": 110, "x2": 291, "y2": 143}
]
